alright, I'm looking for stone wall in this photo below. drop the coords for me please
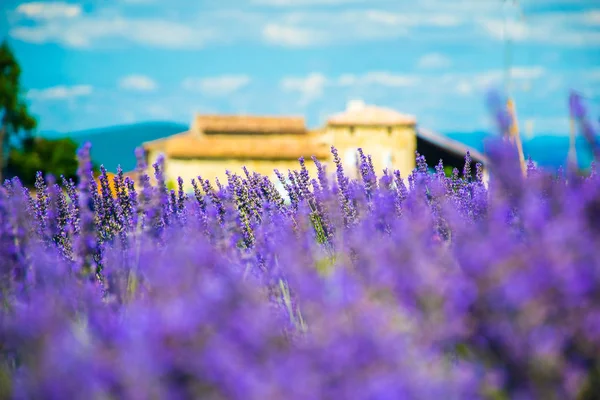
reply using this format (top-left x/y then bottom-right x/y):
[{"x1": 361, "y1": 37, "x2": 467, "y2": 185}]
[
  {"x1": 147, "y1": 150, "x2": 328, "y2": 191},
  {"x1": 326, "y1": 124, "x2": 417, "y2": 178},
  {"x1": 145, "y1": 123, "x2": 418, "y2": 192}
]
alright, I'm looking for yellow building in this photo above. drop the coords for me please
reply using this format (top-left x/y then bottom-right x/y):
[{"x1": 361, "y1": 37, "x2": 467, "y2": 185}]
[
  {"x1": 321, "y1": 100, "x2": 417, "y2": 178},
  {"x1": 137, "y1": 100, "x2": 486, "y2": 189},
  {"x1": 142, "y1": 114, "x2": 329, "y2": 188}
]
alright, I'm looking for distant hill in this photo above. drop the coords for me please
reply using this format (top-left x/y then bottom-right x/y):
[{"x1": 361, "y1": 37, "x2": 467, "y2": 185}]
[
  {"x1": 40, "y1": 122, "x2": 594, "y2": 173},
  {"x1": 446, "y1": 132, "x2": 594, "y2": 170},
  {"x1": 40, "y1": 121, "x2": 188, "y2": 172}
]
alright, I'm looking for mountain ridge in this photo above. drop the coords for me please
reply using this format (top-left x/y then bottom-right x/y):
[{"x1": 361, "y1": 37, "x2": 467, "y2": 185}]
[{"x1": 40, "y1": 121, "x2": 189, "y2": 172}]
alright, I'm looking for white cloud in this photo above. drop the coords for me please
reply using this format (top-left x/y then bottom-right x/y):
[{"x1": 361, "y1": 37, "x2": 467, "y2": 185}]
[
  {"x1": 16, "y1": 2, "x2": 81, "y2": 20},
  {"x1": 430, "y1": 66, "x2": 547, "y2": 96},
  {"x1": 280, "y1": 70, "x2": 420, "y2": 106},
  {"x1": 281, "y1": 73, "x2": 328, "y2": 106},
  {"x1": 336, "y1": 74, "x2": 355, "y2": 86},
  {"x1": 0, "y1": 1, "x2": 515, "y2": 50},
  {"x1": 365, "y1": 10, "x2": 462, "y2": 27},
  {"x1": 480, "y1": 19, "x2": 528, "y2": 41},
  {"x1": 28, "y1": 84, "x2": 93, "y2": 100},
  {"x1": 262, "y1": 24, "x2": 322, "y2": 47},
  {"x1": 416, "y1": 0, "x2": 499, "y2": 14},
  {"x1": 257, "y1": 5, "x2": 600, "y2": 47},
  {"x1": 182, "y1": 75, "x2": 251, "y2": 96},
  {"x1": 456, "y1": 66, "x2": 546, "y2": 94},
  {"x1": 416, "y1": 53, "x2": 452, "y2": 69},
  {"x1": 511, "y1": 66, "x2": 546, "y2": 80},
  {"x1": 259, "y1": 9, "x2": 465, "y2": 47},
  {"x1": 455, "y1": 80, "x2": 473, "y2": 95},
  {"x1": 336, "y1": 71, "x2": 419, "y2": 87},
  {"x1": 480, "y1": 12, "x2": 600, "y2": 46},
  {"x1": 363, "y1": 10, "x2": 407, "y2": 25},
  {"x1": 10, "y1": 15, "x2": 216, "y2": 49},
  {"x1": 582, "y1": 10, "x2": 600, "y2": 26},
  {"x1": 253, "y1": 0, "x2": 367, "y2": 5},
  {"x1": 119, "y1": 75, "x2": 157, "y2": 91},
  {"x1": 426, "y1": 14, "x2": 462, "y2": 27},
  {"x1": 9, "y1": 0, "x2": 600, "y2": 51}
]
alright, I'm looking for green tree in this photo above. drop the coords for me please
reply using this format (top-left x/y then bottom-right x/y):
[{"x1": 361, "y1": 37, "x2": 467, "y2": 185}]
[
  {"x1": 0, "y1": 40, "x2": 37, "y2": 183},
  {"x1": 6, "y1": 137, "x2": 80, "y2": 187}
]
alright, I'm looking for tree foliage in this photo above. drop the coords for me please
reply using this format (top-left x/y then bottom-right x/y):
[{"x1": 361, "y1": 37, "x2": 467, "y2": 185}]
[
  {"x1": 0, "y1": 40, "x2": 37, "y2": 182},
  {"x1": 5, "y1": 137, "x2": 81, "y2": 187}
]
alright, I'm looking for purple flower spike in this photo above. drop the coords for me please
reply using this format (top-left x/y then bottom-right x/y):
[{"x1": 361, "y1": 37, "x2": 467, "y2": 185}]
[
  {"x1": 2, "y1": 94, "x2": 600, "y2": 400},
  {"x1": 569, "y1": 91, "x2": 586, "y2": 120}
]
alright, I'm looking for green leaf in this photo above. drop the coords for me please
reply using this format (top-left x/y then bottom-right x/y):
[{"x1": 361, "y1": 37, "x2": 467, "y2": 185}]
[{"x1": 0, "y1": 39, "x2": 38, "y2": 180}]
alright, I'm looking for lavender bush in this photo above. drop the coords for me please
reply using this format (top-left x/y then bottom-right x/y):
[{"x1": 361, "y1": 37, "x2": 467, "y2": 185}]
[{"x1": 1, "y1": 98, "x2": 599, "y2": 400}]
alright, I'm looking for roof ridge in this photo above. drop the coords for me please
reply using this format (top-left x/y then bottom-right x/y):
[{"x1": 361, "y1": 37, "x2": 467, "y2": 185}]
[
  {"x1": 327, "y1": 103, "x2": 416, "y2": 126},
  {"x1": 196, "y1": 114, "x2": 305, "y2": 120}
]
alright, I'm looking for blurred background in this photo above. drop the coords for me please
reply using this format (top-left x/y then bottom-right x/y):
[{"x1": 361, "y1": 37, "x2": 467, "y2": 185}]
[{"x1": 0, "y1": 0, "x2": 599, "y2": 185}]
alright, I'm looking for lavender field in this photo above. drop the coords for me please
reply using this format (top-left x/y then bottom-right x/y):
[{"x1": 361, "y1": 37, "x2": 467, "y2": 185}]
[
  {"x1": 2, "y1": 0, "x2": 600, "y2": 397},
  {"x1": 1, "y1": 123, "x2": 599, "y2": 399}
]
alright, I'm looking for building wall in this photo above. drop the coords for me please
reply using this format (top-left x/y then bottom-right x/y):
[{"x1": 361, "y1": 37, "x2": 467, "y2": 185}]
[
  {"x1": 326, "y1": 124, "x2": 417, "y2": 178},
  {"x1": 147, "y1": 150, "x2": 327, "y2": 191},
  {"x1": 146, "y1": 123, "x2": 418, "y2": 192}
]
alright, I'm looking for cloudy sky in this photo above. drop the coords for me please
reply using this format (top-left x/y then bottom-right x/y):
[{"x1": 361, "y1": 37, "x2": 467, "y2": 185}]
[{"x1": 1, "y1": 0, "x2": 599, "y2": 136}]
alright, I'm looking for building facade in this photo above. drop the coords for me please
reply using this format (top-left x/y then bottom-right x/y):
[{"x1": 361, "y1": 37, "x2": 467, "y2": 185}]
[{"x1": 140, "y1": 100, "x2": 486, "y2": 189}]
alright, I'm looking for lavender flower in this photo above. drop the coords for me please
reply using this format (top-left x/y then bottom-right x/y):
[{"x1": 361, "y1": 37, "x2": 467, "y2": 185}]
[
  {"x1": 1, "y1": 99, "x2": 600, "y2": 400},
  {"x1": 569, "y1": 91, "x2": 600, "y2": 161},
  {"x1": 486, "y1": 89, "x2": 512, "y2": 136},
  {"x1": 73, "y1": 142, "x2": 100, "y2": 279}
]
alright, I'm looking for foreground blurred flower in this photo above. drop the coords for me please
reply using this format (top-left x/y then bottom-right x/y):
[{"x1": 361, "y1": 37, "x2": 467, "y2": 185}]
[
  {"x1": 569, "y1": 90, "x2": 600, "y2": 161},
  {"x1": 0, "y1": 95, "x2": 599, "y2": 399}
]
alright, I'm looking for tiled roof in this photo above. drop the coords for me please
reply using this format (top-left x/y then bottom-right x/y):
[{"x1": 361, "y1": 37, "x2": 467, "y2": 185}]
[
  {"x1": 327, "y1": 100, "x2": 416, "y2": 126},
  {"x1": 140, "y1": 105, "x2": 486, "y2": 166},
  {"x1": 417, "y1": 128, "x2": 488, "y2": 165},
  {"x1": 193, "y1": 114, "x2": 307, "y2": 134},
  {"x1": 143, "y1": 132, "x2": 330, "y2": 160},
  {"x1": 144, "y1": 131, "x2": 188, "y2": 151}
]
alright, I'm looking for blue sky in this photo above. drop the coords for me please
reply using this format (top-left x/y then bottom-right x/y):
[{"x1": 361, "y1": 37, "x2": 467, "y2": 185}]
[{"x1": 1, "y1": 0, "x2": 599, "y2": 137}]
